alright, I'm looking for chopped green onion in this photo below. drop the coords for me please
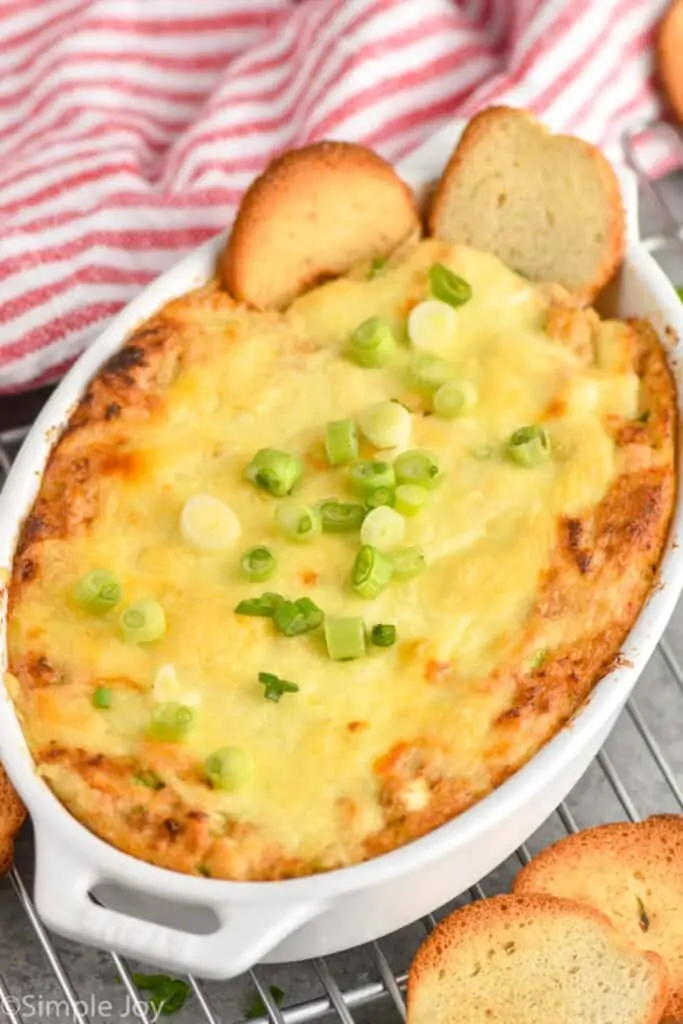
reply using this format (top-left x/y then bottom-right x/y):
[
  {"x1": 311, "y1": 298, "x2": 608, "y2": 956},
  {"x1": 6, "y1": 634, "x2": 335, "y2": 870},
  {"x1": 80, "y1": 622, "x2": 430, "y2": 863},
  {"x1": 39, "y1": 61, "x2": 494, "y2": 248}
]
[
  {"x1": 395, "y1": 484, "x2": 428, "y2": 517},
  {"x1": 240, "y1": 546, "x2": 277, "y2": 582},
  {"x1": 371, "y1": 624, "x2": 397, "y2": 648},
  {"x1": 234, "y1": 592, "x2": 283, "y2": 617},
  {"x1": 359, "y1": 401, "x2": 411, "y2": 449},
  {"x1": 530, "y1": 648, "x2": 548, "y2": 671},
  {"x1": 676, "y1": 285, "x2": 683, "y2": 302},
  {"x1": 275, "y1": 500, "x2": 322, "y2": 542},
  {"x1": 433, "y1": 379, "x2": 478, "y2": 418},
  {"x1": 258, "y1": 671, "x2": 300, "y2": 702},
  {"x1": 246, "y1": 448, "x2": 303, "y2": 497},
  {"x1": 349, "y1": 460, "x2": 396, "y2": 496},
  {"x1": 365, "y1": 486, "x2": 395, "y2": 510},
  {"x1": 428, "y1": 263, "x2": 472, "y2": 308},
  {"x1": 274, "y1": 596, "x2": 324, "y2": 636},
  {"x1": 392, "y1": 546, "x2": 426, "y2": 580},
  {"x1": 73, "y1": 569, "x2": 121, "y2": 615},
  {"x1": 409, "y1": 353, "x2": 454, "y2": 393},
  {"x1": 360, "y1": 506, "x2": 406, "y2": 549},
  {"x1": 134, "y1": 769, "x2": 164, "y2": 790},
  {"x1": 317, "y1": 499, "x2": 366, "y2": 533},
  {"x1": 348, "y1": 317, "x2": 396, "y2": 368},
  {"x1": 407, "y1": 300, "x2": 458, "y2": 352},
  {"x1": 205, "y1": 746, "x2": 253, "y2": 791},
  {"x1": 393, "y1": 450, "x2": 440, "y2": 488},
  {"x1": 507, "y1": 425, "x2": 550, "y2": 467},
  {"x1": 180, "y1": 494, "x2": 241, "y2": 551},
  {"x1": 352, "y1": 545, "x2": 393, "y2": 599},
  {"x1": 324, "y1": 616, "x2": 367, "y2": 660},
  {"x1": 325, "y1": 418, "x2": 359, "y2": 466},
  {"x1": 120, "y1": 600, "x2": 166, "y2": 644},
  {"x1": 368, "y1": 257, "x2": 387, "y2": 280},
  {"x1": 92, "y1": 686, "x2": 112, "y2": 709},
  {"x1": 148, "y1": 702, "x2": 194, "y2": 743}
]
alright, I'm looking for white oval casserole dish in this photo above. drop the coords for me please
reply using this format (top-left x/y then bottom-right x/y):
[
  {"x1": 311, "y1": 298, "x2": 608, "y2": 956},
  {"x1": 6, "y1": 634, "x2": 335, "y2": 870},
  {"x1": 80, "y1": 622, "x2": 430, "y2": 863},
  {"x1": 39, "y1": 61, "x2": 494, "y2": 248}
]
[{"x1": 1, "y1": 123, "x2": 683, "y2": 980}]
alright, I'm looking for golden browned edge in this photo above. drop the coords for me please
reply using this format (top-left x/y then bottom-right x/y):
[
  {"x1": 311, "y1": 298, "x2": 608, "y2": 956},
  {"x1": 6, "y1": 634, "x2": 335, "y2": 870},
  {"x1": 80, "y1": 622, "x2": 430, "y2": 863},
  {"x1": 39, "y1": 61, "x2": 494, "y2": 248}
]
[
  {"x1": 427, "y1": 105, "x2": 626, "y2": 304},
  {"x1": 220, "y1": 139, "x2": 420, "y2": 310},
  {"x1": 0, "y1": 767, "x2": 25, "y2": 876},
  {"x1": 405, "y1": 893, "x2": 670, "y2": 1023},
  {"x1": 5, "y1": 302, "x2": 676, "y2": 882},
  {"x1": 657, "y1": 0, "x2": 683, "y2": 125},
  {"x1": 513, "y1": 815, "x2": 683, "y2": 1020}
]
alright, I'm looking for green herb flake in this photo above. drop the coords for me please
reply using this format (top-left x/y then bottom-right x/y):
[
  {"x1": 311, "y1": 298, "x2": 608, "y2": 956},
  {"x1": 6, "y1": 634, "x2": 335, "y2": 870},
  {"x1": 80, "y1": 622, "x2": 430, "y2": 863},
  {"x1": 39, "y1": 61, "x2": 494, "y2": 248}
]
[
  {"x1": 133, "y1": 769, "x2": 165, "y2": 791},
  {"x1": 131, "y1": 974, "x2": 191, "y2": 1017},
  {"x1": 637, "y1": 410, "x2": 651, "y2": 424},
  {"x1": 368, "y1": 256, "x2": 387, "y2": 280},
  {"x1": 258, "y1": 671, "x2": 300, "y2": 703},
  {"x1": 637, "y1": 896, "x2": 650, "y2": 932},
  {"x1": 530, "y1": 648, "x2": 548, "y2": 671},
  {"x1": 676, "y1": 285, "x2": 683, "y2": 302},
  {"x1": 246, "y1": 985, "x2": 286, "y2": 1020}
]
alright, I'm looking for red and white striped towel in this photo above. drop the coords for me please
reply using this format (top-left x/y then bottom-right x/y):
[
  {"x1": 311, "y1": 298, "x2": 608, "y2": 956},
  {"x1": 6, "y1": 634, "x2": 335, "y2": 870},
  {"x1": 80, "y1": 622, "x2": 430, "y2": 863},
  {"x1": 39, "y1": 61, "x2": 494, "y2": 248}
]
[{"x1": 0, "y1": 0, "x2": 675, "y2": 394}]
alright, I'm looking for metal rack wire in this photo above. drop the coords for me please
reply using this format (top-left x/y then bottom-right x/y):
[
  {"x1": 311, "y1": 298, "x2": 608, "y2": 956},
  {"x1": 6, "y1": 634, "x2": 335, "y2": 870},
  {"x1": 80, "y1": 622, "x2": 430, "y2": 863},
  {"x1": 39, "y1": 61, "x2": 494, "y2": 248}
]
[{"x1": 1, "y1": 122, "x2": 683, "y2": 1024}]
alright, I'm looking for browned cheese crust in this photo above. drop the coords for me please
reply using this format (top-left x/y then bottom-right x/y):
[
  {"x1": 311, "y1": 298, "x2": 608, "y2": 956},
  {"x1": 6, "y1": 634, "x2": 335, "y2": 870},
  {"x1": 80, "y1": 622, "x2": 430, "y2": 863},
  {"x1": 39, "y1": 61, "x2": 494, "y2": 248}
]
[
  {"x1": 220, "y1": 140, "x2": 420, "y2": 310},
  {"x1": 5, "y1": 297, "x2": 676, "y2": 881}
]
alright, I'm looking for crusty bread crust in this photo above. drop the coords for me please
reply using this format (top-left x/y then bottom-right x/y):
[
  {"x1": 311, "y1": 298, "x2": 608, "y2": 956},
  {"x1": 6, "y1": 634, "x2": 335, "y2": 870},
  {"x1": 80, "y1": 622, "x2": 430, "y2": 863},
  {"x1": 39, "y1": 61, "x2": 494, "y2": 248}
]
[
  {"x1": 657, "y1": 0, "x2": 683, "y2": 124},
  {"x1": 428, "y1": 106, "x2": 625, "y2": 303},
  {"x1": 514, "y1": 815, "x2": 683, "y2": 1021},
  {"x1": 407, "y1": 893, "x2": 670, "y2": 1024},
  {"x1": 221, "y1": 140, "x2": 420, "y2": 310},
  {"x1": 0, "y1": 766, "x2": 25, "y2": 875}
]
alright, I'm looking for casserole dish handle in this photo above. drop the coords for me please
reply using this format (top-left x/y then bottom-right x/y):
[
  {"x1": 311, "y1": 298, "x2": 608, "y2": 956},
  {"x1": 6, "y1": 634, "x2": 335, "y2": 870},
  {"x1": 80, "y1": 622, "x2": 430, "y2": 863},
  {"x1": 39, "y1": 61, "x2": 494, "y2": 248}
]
[{"x1": 34, "y1": 842, "x2": 323, "y2": 980}]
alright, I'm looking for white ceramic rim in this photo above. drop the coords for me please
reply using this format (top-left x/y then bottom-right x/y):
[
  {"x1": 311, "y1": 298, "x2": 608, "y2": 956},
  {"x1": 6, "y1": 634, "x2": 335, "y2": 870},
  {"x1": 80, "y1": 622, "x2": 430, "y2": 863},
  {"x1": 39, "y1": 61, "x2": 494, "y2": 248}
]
[{"x1": 1, "y1": 129, "x2": 682, "y2": 913}]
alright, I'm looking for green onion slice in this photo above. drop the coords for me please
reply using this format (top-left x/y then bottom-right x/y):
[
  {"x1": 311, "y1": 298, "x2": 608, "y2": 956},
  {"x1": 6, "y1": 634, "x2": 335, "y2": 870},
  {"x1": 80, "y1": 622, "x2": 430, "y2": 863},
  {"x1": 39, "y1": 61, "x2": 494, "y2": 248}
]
[
  {"x1": 274, "y1": 596, "x2": 324, "y2": 636},
  {"x1": 73, "y1": 569, "x2": 121, "y2": 615},
  {"x1": 205, "y1": 746, "x2": 253, "y2": 791},
  {"x1": 246, "y1": 448, "x2": 303, "y2": 497},
  {"x1": 409, "y1": 353, "x2": 454, "y2": 393},
  {"x1": 371, "y1": 624, "x2": 397, "y2": 648},
  {"x1": 324, "y1": 616, "x2": 367, "y2": 660},
  {"x1": 275, "y1": 500, "x2": 322, "y2": 542},
  {"x1": 349, "y1": 460, "x2": 396, "y2": 496},
  {"x1": 393, "y1": 450, "x2": 440, "y2": 488},
  {"x1": 433, "y1": 379, "x2": 478, "y2": 418},
  {"x1": 317, "y1": 499, "x2": 366, "y2": 533},
  {"x1": 240, "y1": 546, "x2": 277, "y2": 582},
  {"x1": 325, "y1": 418, "x2": 359, "y2": 466},
  {"x1": 93, "y1": 686, "x2": 112, "y2": 709},
  {"x1": 120, "y1": 600, "x2": 166, "y2": 644},
  {"x1": 148, "y1": 702, "x2": 194, "y2": 742},
  {"x1": 359, "y1": 400, "x2": 411, "y2": 449},
  {"x1": 530, "y1": 648, "x2": 548, "y2": 670},
  {"x1": 365, "y1": 486, "x2": 396, "y2": 510},
  {"x1": 352, "y1": 544, "x2": 393, "y2": 599},
  {"x1": 360, "y1": 506, "x2": 406, "y2": 548},
  {"x1": 234, "y1": 592, "x2": 284, "y2": 617},
  {"x1": 395, "y1": 484, "x2": 428, "y2": 517},
  {"x1": 507, "y1": 425, "x2": 550, "y2": 467},
  {"x1": 428, "y1": 263, "x2": 472, "y2": 308},
  {"x1": 392, "y1": 546, "x2": 426, "y2": 580},
  {"x1": 348, "y1": 316, "x2": 396, "y2": 368},
  {"x1": 258, "y1": 671, "x2": 300, "y2": 702},
  {"x1": 368, "y1": 256, "x2": 387, "y2": 279}
]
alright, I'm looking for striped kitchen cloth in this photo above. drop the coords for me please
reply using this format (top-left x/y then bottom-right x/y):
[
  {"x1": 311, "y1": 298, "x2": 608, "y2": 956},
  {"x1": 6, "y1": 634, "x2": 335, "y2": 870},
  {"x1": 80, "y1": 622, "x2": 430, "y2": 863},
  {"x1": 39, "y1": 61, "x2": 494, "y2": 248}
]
[{"x1": 0, "y1": 0, "x2": 675, "y2": 394}]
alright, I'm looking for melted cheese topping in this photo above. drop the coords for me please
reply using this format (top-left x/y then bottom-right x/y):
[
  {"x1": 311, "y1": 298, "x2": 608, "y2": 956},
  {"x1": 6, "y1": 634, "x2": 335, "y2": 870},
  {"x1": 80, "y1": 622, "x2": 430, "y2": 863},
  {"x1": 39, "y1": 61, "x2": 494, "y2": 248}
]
[{"x1": 8, "y1": 240, "x2": 643, "y2": 864}]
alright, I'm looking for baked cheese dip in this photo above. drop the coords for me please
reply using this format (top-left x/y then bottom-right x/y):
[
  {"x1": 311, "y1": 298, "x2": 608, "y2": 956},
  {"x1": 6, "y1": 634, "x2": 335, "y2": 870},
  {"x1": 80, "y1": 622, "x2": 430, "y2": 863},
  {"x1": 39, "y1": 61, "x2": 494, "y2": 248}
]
[{"x1": 6, "y1": 239, "x2": 676, "y2": 880}]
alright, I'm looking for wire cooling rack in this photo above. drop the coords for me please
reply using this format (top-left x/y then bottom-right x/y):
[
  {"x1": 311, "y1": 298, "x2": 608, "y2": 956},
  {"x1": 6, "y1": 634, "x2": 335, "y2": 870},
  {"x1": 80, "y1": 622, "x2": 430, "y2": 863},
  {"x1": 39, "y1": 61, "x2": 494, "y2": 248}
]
[{"x1": 2, "y1": 123, "x2": 683, "y2": 1024}]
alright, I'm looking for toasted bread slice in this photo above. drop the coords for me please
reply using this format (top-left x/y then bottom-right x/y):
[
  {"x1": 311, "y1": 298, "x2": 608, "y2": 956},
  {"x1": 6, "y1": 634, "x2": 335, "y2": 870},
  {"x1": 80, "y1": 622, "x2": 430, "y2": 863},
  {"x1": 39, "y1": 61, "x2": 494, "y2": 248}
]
[
  {"x1": 428, "y1": 106, "x2": 625, "y2": 303},
  {"x1": 221, "y1": 141, "x2": 420, "y2": 310},
  {"x1": 0, "y1": 765, "x2": 24, "y2": 874},
  {"x1": 407, "y1": 894, "x2": 668, "y2": 1024},
  {"x1": 658, "y1": 0, "x2": 683, "y2": 123},
  {"x1": 514, "y1": 816, "x2": 683, "y2": 1021}
]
